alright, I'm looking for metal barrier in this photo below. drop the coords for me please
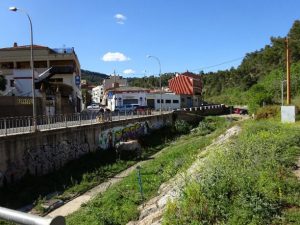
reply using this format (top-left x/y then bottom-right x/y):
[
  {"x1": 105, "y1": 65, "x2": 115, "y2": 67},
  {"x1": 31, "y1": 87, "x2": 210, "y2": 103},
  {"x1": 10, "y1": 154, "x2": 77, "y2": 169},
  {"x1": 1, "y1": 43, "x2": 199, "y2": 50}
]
[
  {"x1": 0, "y1": 206, "x2": 65, "y2": 225},
  {"x1": 0, "y1": 109, "x2": 169, "y2": 136}
]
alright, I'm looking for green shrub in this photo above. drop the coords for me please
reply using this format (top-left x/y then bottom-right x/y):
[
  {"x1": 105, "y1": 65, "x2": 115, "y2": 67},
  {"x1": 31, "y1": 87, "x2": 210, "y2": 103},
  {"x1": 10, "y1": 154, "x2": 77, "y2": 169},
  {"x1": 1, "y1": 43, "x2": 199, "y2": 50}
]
[
  {"x1": 174, "y1": 119, "x2": 191, "y2": 134},
  {"x1": 163, "y1": 120, "x2": 300, "y2": 225},
  {"x1": 255, "y1": 105, "x2": 280, "y2": 120}
]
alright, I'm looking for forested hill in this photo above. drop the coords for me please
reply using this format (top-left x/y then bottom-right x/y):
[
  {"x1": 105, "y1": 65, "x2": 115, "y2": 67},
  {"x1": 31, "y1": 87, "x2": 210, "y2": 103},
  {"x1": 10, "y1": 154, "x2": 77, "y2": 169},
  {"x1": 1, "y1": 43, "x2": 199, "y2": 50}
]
[
  {"x1": 80, "y1": 20, "x2": 300, "y2": 112},
  {"x1": 127, "y1": 73, "x2": 176, "y2": 89},
  {"x1": 202, "y1": 20, "x2": 300, "y2": 111},
  {"x1": 81, "y1": 69, "x2": 109, "y2": 85}
]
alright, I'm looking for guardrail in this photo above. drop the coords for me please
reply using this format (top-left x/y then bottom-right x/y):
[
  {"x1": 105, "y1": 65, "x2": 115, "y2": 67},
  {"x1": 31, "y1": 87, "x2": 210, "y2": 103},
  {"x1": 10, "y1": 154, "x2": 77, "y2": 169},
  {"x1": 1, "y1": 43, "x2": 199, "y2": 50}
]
[
  {"x1": 0, "y1": 206, "x2": 65, "y2": 225},
  {"x1": 0, "y1": 109, "x2": 169, "y2": 136},
  {"x1": 0, "y1": 105, "x2": 225, "y2": 137}
]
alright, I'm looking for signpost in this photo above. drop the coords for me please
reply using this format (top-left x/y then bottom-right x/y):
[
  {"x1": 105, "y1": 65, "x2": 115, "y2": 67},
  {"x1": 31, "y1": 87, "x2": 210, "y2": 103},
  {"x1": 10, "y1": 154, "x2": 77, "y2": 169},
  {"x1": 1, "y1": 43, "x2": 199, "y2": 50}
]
[{"x1": 75, "y1": 75, "x2": 80, "y2": 86}]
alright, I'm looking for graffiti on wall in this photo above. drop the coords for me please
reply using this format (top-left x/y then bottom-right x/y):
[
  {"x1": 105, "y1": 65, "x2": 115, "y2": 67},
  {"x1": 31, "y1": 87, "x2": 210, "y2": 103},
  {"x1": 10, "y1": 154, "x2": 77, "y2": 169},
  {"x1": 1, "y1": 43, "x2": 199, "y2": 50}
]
[
  {"x1": 98, "y1": 120, "x2": 164, "y2": 150},
  {"x1": 23, "y1": 140, "x2": 90, "y2": 176},
  {"x1": 0, "y1": 135, "x2": 90, "y2": 186}
]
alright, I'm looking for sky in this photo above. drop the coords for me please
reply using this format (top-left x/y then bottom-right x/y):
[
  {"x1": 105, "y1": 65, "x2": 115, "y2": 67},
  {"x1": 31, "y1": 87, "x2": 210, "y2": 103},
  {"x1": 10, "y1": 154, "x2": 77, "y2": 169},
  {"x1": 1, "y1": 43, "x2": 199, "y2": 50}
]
[{"x1": 0, "y1": 0, "x2": 300, "y2": 77}]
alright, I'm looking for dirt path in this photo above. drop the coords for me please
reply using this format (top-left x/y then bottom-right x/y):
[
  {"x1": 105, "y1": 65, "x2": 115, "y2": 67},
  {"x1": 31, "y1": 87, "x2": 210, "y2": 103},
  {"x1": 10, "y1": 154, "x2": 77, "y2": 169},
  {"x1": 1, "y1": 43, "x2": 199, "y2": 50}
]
[{"x1": 127, "y1": 125, "x2": 242, "y2": 225}]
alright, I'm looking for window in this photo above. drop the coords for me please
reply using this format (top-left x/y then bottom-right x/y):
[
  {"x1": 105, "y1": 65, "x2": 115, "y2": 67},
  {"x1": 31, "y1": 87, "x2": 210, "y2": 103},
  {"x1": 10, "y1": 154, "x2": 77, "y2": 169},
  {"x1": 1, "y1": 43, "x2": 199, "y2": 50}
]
[
  {"x1": 157, "y1": 99, "x2": 164, "y2": 103},
  {"x1": 173, "y1": 100, "x2": 179, "y2": 103},
  {"x1": 181, "y1": 98, "x2": 185, "y2": 102},
  {"x1": 166, "y1": 100, "x2": 171, "y2": 103},
  {"x1": 0, "y1": 62, "x2": 13, "y2": 69},
  {"x1": 16, "y1": 61, "x2": 30, "y2": 69},
  {"x1": 10, "y1": 80, "x2": 15, "y2": 87}
]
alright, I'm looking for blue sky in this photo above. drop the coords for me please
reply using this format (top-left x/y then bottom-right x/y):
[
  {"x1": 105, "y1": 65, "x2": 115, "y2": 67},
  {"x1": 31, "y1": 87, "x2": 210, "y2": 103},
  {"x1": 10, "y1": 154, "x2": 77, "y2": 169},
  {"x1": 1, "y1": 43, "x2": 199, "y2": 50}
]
[{"x1": 0, "y1": 0, "x2": 299, "y2": 77}]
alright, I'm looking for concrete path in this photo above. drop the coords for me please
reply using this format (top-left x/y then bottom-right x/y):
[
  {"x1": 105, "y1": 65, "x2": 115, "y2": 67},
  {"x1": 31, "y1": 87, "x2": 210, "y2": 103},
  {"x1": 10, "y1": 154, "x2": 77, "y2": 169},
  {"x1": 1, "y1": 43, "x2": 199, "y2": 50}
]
[{"x1": 47, "y1": 153, "x2": 160, "y2": 217}]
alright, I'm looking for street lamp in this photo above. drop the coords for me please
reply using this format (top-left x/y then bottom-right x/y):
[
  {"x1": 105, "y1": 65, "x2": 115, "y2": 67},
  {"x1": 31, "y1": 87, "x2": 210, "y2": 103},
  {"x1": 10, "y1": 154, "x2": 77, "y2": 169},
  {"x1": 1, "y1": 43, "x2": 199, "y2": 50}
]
[
  {"x1": 147, "y1": 55, "x2": 162, "y2": 114},
  {"x1": 9, "y1": 7, "x2": 37, "y2": 131}
]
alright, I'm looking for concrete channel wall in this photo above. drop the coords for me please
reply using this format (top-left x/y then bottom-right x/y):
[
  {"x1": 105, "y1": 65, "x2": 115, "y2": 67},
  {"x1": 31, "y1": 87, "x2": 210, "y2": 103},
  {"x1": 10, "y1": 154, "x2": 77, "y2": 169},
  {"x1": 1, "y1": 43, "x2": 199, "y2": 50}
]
[
  {"x1": 0, "y1": 104, "x2": 228, "y2": 186},
  {"x1": 0, "y1": 114, "x2": 173, "y2": 186}
]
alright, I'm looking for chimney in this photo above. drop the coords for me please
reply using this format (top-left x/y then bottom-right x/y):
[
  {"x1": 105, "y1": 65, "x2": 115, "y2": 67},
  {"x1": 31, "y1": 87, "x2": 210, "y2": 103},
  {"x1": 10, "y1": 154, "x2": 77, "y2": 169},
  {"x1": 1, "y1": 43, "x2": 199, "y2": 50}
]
[{"x1": 13, "y1": 42, "x2": 18, "y2": 47}]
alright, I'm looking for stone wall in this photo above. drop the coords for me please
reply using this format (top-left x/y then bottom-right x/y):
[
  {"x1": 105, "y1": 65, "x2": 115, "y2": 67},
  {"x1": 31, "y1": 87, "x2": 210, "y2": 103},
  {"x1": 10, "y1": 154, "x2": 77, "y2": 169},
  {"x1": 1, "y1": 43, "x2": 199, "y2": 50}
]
[{"x1": 0, "y1": 114, "x2": 172, "y2": 186}]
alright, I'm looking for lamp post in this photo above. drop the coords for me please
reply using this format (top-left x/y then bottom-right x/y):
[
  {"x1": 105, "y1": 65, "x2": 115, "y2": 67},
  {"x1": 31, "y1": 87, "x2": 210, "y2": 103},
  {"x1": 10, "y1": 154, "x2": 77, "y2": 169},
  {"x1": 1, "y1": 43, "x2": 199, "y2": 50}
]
[
  {"x1": 147, "y1": 55, "x2": 162, "y2": 114},
  {"x1": 9, "y1": 7, "x2": 37, "y2": 131}
]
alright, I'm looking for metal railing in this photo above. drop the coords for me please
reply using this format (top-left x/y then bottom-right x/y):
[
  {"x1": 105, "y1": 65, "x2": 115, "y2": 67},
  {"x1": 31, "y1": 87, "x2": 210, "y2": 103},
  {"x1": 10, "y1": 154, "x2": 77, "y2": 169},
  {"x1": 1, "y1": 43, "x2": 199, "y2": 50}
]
[
  {"x1": 0, "y1": 109, "x2": 169, "y2": 136},
  {"x1": 0, "y1": 105, "x2": 225, "y2": 137},
  {"x1": 0, "y1": 206, "x2": 65, "y2": 225}
]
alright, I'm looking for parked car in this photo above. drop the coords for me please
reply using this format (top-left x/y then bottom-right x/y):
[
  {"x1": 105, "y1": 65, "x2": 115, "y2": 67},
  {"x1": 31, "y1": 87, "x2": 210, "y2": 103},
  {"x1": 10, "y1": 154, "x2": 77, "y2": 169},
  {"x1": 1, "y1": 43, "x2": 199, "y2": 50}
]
[
  {"x1": 239, "y1": 109, "x2": 248, "y2": 115},
  {"x1": 234, "y1": 108, "x2": 248, "y2": 115},
  {"x1": 134, "y1": 105, "x2": 150, "y2": 114},
  {"x1": 87, "y1": 104, "x2": 100, "y2": 110}
]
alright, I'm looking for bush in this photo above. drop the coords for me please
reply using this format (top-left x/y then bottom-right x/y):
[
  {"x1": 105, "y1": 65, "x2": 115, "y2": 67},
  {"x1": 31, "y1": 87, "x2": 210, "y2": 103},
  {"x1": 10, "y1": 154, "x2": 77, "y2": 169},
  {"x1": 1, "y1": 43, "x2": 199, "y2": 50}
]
[
  {"x1": 255, "y1": 105, "x2": 280, "y2": 120},
  {"x1": 174, "y1": 120, "x2": 191, "y2": 134},
  {"x1": 163, "y1": 120, "x2": 300, "y2": 225}
]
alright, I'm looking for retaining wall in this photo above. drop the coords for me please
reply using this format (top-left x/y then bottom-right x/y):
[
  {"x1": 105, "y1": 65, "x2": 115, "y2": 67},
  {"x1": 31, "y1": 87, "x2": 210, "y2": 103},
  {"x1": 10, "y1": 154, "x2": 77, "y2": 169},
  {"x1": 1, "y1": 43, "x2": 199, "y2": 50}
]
[{"x1": 0, "y1": 114, "x2": 172, "y2": 186}]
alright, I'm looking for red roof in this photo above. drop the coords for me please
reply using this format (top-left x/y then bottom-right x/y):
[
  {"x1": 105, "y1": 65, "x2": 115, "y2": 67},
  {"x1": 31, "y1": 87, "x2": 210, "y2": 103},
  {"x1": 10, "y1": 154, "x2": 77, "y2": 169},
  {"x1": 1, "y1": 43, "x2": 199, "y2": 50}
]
[{"x1": 180, "y1": 71, "x2": 200, "y2": 79}]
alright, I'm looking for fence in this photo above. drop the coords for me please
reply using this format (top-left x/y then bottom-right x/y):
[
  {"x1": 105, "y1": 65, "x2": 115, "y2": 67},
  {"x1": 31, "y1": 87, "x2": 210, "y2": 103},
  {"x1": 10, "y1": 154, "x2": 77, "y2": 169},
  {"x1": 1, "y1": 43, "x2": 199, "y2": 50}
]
[{"x1": 0, "y1": 109, "x2": 166, "y2": 136}]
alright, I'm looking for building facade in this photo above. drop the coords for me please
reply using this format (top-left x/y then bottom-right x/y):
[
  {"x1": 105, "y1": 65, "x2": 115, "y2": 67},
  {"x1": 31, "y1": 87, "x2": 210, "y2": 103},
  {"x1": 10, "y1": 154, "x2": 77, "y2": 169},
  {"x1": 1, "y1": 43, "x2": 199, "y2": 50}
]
[
  {"x1": 106, "y1": 86, "x2": 149, "y2": 111},
  {"x1": 92, "y1": 85, "x2": 104, "y2": 104},
  {"x1": 146, "y1": 92, "x2": 180, "y2": 111},
  {"x1": 103, "y1": 74, "x2": 128, "y2": 91},
  {"x1": 168, "y1": 71, "x2": 202, "y2": 108},
  {"x1": 0, "y1": 43, "x2": 82, "y2": 115}
]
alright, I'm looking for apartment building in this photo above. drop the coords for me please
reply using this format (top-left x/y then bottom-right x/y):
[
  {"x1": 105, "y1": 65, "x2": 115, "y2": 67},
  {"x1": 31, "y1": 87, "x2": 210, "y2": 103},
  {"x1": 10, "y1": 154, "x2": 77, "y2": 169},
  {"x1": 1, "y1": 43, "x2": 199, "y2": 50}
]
[
  {"x1": 92, "y1": 85, "x2": 104, "y2": 104},
  {"x1": 0, "y1": 43, "x2": 82, "y2": 115}
]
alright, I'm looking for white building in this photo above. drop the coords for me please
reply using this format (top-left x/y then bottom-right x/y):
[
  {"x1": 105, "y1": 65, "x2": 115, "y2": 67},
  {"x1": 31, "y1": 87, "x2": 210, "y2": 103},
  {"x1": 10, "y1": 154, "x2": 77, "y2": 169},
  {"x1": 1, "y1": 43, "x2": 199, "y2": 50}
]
[
  {"x1": 92, "y1": 85, "x2": 104, "y2": 104},
  {"x1": 0, "y1": 44, "x2": 82, "y2": 113},
  {"x1": 106, "y1": 87, "x2": 149, "y2": 111},
  {"x1": 146, "y1": 92, "x2": 180, "y2": 111}
]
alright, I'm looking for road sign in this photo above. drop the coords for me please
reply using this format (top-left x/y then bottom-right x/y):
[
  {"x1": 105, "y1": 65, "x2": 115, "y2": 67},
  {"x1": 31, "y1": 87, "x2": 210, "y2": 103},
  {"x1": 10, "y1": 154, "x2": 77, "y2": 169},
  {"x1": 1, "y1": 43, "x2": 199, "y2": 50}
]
[{"x1": 75, "y1": 75, "x2": 80, "y2": 86}]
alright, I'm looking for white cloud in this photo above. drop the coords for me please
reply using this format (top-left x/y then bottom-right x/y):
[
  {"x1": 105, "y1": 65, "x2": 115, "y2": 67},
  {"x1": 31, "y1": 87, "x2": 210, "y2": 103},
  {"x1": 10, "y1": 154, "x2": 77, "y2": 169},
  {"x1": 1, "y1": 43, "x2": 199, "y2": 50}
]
[
  {"x1": 102, "y1": 52, "x2": 130, "y2": 62},
  {"x1": 114, "y1": 13, "x2": 127, "y2": 24},
  {"x1": 123, "y1": 69, "x2": 135, "y2": 75}
]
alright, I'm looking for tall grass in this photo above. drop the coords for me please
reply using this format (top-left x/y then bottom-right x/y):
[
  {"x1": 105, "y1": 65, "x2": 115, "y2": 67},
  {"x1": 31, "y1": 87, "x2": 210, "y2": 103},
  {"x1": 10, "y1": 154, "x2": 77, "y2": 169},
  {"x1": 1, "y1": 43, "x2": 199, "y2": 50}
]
[
  {"x1": 163, "y1": 120, "x2": 300, "y2": 225},
  {"x1": 66, "y1": 117, "x2": 230, "y2": 225}
]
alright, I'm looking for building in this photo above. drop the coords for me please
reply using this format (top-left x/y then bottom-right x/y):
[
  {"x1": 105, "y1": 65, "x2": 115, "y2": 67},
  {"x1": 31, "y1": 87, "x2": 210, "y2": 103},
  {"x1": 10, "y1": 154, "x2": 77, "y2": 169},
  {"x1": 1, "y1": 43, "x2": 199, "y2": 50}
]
[
  {"x1": 168, "y1": 71, "x2": 202, "y2": 108},
  {"x1": 92, "y1": 85, "x2": 104, "y2": 104},
  {"x1": 103, "y1": 74, "x2": 127, "y2": 91},
  {"x1": 0, "y1": 43, "x2": 82, "y2": 115},
  {"x1": 105, "y1": 86, "x2": 149, "y2": 111},
  {"x1": 146, "y1": 91, "x2": 180, "y2": 111}
]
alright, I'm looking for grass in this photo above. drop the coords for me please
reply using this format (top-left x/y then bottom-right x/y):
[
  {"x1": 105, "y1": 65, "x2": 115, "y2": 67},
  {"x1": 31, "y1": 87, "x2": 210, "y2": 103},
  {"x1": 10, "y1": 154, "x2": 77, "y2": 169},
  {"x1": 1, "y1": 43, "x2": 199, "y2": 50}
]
[
  {"x1": 163, "y1": 120, "x2": 300, "y2": 225},
  {"x1": 66, "y1": 117, "x2": 230, "y2": 225},
  {"x1": 0, "y1": 126, "x2": 180, "y2": 212}
]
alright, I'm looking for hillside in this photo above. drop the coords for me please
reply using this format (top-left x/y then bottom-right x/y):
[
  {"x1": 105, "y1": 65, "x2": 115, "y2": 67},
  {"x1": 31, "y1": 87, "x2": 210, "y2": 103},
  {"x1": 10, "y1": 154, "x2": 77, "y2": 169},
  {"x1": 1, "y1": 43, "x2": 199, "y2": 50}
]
[
  {"x1": 81, "y1": 69, "x2": 109, "y2": 85},
  {"x1": 202, "y1": 20, "x2": 300, "y2": 112}
]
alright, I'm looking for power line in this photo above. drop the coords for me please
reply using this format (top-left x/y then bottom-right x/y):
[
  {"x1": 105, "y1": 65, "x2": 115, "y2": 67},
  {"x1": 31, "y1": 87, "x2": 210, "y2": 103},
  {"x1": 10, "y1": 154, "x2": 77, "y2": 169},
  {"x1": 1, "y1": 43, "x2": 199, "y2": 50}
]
[{"x1": 189, "y1": 57, "x2": 244, "y2": 72}]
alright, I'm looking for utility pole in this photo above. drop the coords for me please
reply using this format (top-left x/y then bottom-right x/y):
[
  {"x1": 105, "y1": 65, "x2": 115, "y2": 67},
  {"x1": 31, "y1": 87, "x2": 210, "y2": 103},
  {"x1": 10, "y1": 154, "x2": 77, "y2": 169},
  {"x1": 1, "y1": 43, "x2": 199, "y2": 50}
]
[{"x1": 286, "y1": 37, "x2": 291, "y2": 105}]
